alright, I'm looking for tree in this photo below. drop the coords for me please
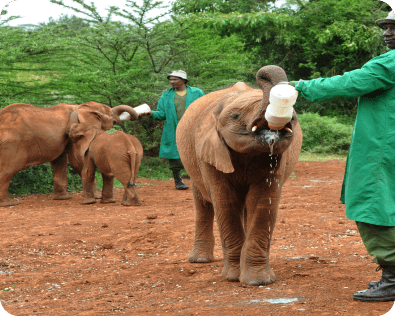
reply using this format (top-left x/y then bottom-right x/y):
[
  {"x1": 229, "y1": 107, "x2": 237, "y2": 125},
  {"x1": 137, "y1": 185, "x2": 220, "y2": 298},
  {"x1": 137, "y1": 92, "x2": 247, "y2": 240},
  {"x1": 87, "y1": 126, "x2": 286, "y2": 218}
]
[
  {"x1": 188, "y1": 0, "x2": 391, "y2": 115},
  {"x1": 0, "y1": 24, "x2": 72, "y2": 106},
  {"x1": 172, "y1": 0, "x2": 273, "y2": 14},
  {"x1": 44, "y1": 0, "x2": 190, "y2": 106},
  {"x1": 38, "y1": 14, "x2": 91, "y2": 30},
  {"x1": 0, "y1": 0, "x2": 20, "y2": 26}
]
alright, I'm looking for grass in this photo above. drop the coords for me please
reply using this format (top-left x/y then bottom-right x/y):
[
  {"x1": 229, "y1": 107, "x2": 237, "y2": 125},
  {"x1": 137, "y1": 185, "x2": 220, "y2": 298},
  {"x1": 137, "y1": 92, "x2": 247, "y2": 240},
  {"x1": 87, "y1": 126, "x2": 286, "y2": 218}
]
[{"x1": 299, "y1": 151, "x2": 347, "y2": 162}]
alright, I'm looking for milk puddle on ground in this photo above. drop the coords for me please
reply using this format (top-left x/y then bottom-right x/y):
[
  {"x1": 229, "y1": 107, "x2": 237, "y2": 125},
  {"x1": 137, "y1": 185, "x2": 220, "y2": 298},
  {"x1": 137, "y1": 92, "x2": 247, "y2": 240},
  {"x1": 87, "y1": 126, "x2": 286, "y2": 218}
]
[{"x1": 246, "y1": 298, "x2": 299, "y2": 304}]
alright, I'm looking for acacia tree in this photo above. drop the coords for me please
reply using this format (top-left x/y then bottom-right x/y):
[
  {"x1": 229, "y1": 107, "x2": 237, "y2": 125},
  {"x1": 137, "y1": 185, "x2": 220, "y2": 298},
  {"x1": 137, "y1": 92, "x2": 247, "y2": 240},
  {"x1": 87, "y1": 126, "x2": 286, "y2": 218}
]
[
  {"x1": 38, "y1": 14, "x2": 91, "y2": 30},
  {"x1": 46, "y1": 0, "x2": 253, "y2": 155},
  {"x1": 172, "y1": 0, "x2": 274, "y2": 14},
  {"x1": 0, "y1": 23, "x2": 73, "y2": 106},
  {"x1": 46, "y1": 0, "x2": 191, "y2": 107}
]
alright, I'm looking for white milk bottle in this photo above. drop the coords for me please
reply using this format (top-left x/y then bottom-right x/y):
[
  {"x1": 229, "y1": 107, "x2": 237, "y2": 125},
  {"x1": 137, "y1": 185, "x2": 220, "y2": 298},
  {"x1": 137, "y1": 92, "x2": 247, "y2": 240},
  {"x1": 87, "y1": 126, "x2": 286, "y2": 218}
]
[
  {"x1": 119, "y1": 103, "x2": 151, "y2": 120},
  {"x1": 265, "y1": 83, "x2": 298, "y2": 130}
]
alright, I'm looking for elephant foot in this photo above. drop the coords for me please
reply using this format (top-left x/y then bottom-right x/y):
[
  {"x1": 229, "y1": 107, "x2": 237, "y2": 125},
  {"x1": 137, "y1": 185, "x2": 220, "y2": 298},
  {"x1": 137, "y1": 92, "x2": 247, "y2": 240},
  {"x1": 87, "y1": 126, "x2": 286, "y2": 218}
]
[
  {"x1": 122, "y1": 199, "x2": 142, "y2": 206},
  {"x1": 100, "y1": 198, "x2": 116, "y2": 204},
  {"x1": 53, "y1": 192, "x2": 72, "y2": 200},
  {"x1": 0, "y1": 198, "x2": 19, "y2": 207},
  {"x1": 239, "y1": 266, "x2": 276, "y2": 286},
  {"x1": 81, "y1": 198, "x2": 96, "y2": 204},
  {"x1": 93, "y1": 189, "x2": 102, "y2": 199},
  {"x1": 222, "y1": 265, "x2": 240, "y2": 282},
  {"x1": 188, "y1": 247, "x2": 214, "y2": 263}
]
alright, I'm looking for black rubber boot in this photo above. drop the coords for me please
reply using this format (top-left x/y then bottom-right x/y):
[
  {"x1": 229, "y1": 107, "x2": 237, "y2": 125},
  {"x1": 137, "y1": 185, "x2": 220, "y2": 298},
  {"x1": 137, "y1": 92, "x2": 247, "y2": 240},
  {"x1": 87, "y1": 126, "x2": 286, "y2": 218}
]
[
  {"x1": 353, "y1": 266, "x2": 395, "y2": 302},
  {"x1": 172, "y1": 170, "x2": 188, "y2": 190},
  {"x1": 368, "y1": 280, "x2": 380, "y2": 289}
]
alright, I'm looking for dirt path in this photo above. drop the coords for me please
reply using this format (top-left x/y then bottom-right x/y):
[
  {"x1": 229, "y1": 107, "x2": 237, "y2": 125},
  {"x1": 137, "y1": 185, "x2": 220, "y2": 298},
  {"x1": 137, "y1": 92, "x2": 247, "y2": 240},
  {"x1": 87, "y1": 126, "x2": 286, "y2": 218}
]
[{"x1": 0, "y1": 161, "x2": 394, "y2": 315}]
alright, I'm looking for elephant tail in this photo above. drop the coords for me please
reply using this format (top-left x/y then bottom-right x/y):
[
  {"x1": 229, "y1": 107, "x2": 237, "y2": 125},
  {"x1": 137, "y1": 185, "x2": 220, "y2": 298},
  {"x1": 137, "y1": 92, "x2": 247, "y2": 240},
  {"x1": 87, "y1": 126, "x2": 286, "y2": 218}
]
[{"x1": 127, "y1": 149, "x2": 139, "y2": 188}]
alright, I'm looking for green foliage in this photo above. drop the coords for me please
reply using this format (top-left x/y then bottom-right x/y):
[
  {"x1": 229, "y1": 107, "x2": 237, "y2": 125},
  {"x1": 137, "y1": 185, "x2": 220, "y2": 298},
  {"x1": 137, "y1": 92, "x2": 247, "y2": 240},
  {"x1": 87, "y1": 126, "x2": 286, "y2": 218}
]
[
  {"x1": 9, "y1": 164, "x2": 82, "y2": 196},
  {"x1": 0, "y1": 0, "x2": 20, "y2": 26},
  {"x1": 138, "y1": 157, "x2": 173, "y2": 180},
  {"x1": 298, "y1": 112, "x2": 353, "y2": 155},
  {"x1": 37, "y1": 14, "x2": 91, "y2": 30},
  {"x1": 168, "y1": 16, "x2": 253, "y2": 92},
  {"x1": 192, "y1": 0, "x2": 390, "y2": 113},
  {"x1": 172, "y1": 0, "x2": 273, "y2": 14}
]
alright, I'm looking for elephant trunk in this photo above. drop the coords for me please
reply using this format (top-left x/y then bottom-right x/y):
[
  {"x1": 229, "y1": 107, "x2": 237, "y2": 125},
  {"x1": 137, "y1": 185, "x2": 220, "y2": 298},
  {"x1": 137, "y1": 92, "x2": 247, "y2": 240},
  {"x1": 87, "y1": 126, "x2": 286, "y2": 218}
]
[
  {"x1": 256, "y1": 65, "x2": 288, "y2": 104},
  {"x1": 112, "y1": 105, "x2": 138, "y2": 121},
  {"x1": 250, "y1": 66, "x2": 289, "y2": 132}
]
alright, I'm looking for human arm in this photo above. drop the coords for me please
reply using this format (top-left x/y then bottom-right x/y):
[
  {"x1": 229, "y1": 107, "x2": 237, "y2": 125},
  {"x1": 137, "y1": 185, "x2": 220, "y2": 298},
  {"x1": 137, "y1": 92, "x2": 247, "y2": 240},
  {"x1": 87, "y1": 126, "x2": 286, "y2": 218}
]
[
  {"x1": 291, "y1": 53, "x2": 395, "y2": 102},
  {"x1": 150, "y1": 94, "x2": 167, "y2": 120}
]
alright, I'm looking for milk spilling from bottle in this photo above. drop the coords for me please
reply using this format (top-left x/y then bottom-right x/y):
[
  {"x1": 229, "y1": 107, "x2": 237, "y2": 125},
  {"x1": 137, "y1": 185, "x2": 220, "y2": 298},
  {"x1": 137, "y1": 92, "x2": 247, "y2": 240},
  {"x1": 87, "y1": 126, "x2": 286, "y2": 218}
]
[{"x1": 265, "y1": 83, "x2": 298, "y2": 130}]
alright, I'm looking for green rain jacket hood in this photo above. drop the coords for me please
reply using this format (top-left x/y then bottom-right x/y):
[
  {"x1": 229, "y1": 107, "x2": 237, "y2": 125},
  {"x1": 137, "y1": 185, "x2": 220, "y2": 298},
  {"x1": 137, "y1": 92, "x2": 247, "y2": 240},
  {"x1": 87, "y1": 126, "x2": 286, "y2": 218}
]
[
  {"x1": 294, "y1": 49, "x2": 395, "y2": 226},
  {"x1": 151, "y1": 85, "x2": 205, "y2": 159}
]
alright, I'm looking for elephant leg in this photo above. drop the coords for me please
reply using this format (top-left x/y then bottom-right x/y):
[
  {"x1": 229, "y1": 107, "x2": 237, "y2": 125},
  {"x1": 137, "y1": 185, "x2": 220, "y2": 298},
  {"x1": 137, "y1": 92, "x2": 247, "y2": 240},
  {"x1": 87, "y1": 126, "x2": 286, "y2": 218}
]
[
  {"x1": 81, "y1": 156, "x2": 96, "y2": 204},
  {"x1": 0, "y1": 170, "x2": 19, "y2": 207},
  {"x1": 211, "y1": 190, "x2": 245, "y2": 282},
  {"x1": 239, "y1": 185, "x2": 281, "y2": 286},
  {"x1": 101, "y1": 174, "x2": 116, "y2": 204},
  {"x1": 51, "y1": 152, "x2": 71, "y2": 200},
  {"x1": 121, "y1": 183, "x2": 141, "y2": 206},
  {"x1": 188, "y1": 184, "x2": 215, "y2": 264},
  {"x1": 67, "y1": 147, "x2": 101, "y2": 199},
  {"x1": 112, "y1": 167, "x2": 141, "y2": 206}
]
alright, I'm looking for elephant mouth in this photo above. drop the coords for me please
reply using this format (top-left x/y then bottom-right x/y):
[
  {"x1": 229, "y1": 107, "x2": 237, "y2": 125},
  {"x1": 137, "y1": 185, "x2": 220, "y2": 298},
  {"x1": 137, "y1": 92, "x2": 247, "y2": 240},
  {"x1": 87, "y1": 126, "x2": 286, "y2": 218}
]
[
  {"x1": 250, "y1": 120, "x2": 294, "y2": 155},
  {"x1": 250, "y1": 119, "x2": 294, "y2": 137}
]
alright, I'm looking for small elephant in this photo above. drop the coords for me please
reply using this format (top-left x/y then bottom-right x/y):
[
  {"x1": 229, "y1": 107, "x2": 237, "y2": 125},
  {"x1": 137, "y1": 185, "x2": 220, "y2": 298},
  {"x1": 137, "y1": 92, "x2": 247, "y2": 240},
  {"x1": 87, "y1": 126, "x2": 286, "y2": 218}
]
[
  {"x1": 67, "y1": 122, "x2": 143, "y2": 206},
  {"x1": 0, "y1": 101, "x2": 138, "y2": 206},
  {"x1": 176, "y1": 65, "x2": 303, "y2": 286}
]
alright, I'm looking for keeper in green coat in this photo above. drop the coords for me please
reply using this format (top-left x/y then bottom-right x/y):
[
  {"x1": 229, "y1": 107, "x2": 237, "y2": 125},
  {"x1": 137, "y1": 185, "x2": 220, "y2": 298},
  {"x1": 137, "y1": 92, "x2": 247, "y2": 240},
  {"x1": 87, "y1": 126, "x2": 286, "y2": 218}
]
[
  {"x1": 150, "y1": 70, "x2": 204, "y2": 190},
  {"x1": 289, "y1": 11, "x2": 395, "y2": 302}
]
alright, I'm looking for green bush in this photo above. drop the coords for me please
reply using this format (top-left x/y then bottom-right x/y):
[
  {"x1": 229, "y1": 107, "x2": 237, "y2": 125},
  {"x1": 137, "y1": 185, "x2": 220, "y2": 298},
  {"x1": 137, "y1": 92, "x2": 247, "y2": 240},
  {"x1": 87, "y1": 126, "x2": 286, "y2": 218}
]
[
  {"x1": 9, "y1": 163, "x2": 82, "y2": 196},
  {"x1": 298, "y1": 113, "x2": 353, "y2": 155}
]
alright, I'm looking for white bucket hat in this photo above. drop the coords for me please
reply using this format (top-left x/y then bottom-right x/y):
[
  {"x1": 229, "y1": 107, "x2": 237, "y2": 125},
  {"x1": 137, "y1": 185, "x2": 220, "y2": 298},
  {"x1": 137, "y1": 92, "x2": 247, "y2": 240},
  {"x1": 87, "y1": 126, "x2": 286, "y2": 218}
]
[
  {"x1": 167, "y1": 70, "x2": 188, "y2": 82},
  {"x1": 376, "y1": 11, "x2": 395, "y2": 29}
]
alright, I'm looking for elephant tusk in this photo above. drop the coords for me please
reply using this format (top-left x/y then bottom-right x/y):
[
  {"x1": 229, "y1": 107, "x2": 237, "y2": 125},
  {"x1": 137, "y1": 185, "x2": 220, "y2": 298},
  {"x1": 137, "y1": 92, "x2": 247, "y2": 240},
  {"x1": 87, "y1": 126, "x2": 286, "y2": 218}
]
[
  {"x1": 284, "y1": 127, "x2": 293, "y2": 134},
  {"x1": 252, "y1": 126, "x2": 257, "y2": 132}
]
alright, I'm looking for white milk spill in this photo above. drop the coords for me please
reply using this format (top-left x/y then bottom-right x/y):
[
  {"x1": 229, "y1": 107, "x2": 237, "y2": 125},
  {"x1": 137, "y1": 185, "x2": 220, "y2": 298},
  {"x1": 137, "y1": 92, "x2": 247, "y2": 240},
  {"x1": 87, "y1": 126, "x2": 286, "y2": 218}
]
[{"x1": 246, "y1": 298, "x2": 299, "y2": 304}]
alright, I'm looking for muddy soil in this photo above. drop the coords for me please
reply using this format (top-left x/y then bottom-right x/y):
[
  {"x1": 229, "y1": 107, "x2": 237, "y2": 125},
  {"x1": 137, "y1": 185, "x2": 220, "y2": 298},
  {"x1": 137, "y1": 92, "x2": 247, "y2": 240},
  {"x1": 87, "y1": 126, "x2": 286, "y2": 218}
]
[{"x1": 0, "y1": 161, "x2": 394, "y2": 316}]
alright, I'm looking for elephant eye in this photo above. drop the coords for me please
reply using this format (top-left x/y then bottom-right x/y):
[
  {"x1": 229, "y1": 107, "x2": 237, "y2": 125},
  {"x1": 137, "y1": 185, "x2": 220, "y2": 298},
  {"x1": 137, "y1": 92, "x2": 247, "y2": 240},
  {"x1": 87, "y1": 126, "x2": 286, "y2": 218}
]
[{"x1": 231, "y1": 113, "x2": 240, "y2": 119}]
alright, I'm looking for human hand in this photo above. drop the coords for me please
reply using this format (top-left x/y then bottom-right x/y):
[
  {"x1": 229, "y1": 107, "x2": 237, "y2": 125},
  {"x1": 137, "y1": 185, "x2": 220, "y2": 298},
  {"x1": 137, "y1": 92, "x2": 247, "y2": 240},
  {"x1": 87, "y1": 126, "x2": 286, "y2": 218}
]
[
  {"x1": 138, "y1": 111, "x2": 152, "y2": 117},
  {"x1": 134, "y1": 103, "x2": 152, "y2": 117}
]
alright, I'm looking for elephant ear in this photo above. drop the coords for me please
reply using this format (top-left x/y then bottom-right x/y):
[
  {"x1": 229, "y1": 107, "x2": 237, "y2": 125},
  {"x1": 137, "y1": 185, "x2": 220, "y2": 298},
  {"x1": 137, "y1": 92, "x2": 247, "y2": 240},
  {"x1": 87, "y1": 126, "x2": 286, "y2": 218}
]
[
  {"x1": 73, "y1": 128, "x2": 97, "y2": 159},
  {"x1": 66, "y1": 112, "x2": 79, "y2": 135},
  {"x1": 195, "y1": 104, "x2": 234, "y2": 174},
  {"x1": 77, "y1": 108, "x2": 103, "y2": 129}
]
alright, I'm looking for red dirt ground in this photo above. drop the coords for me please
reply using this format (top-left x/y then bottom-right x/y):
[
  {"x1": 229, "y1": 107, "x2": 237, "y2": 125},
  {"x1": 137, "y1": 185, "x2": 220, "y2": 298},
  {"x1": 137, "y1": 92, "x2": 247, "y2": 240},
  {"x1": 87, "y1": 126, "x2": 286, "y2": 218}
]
[{"x1": 0, "y1": 161, "x2": 394, "y2": 316}]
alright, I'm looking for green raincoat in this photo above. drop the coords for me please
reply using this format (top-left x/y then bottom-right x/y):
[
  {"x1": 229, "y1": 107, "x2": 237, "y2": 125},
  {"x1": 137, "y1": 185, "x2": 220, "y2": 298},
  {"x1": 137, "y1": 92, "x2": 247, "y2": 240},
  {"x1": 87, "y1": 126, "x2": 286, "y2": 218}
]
[
  {"x1": 151, "y1": 85, "x2": 205, "y2": 159},
  {"x1": 294, "y1": 49, "x2": 395, "y2": 226}
]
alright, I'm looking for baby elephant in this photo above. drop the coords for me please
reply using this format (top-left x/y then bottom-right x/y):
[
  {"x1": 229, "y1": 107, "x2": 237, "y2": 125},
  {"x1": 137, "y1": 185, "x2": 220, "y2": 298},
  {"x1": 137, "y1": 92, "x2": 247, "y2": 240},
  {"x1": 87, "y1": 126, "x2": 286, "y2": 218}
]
[{"x1": 67, "y1": 122, "x2": 143, "y2": 206}]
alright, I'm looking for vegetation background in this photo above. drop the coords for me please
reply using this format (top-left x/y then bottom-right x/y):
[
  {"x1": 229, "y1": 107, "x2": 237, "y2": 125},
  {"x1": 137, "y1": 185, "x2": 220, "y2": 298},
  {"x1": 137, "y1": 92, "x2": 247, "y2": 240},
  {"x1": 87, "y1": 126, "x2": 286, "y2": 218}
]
[{"x1": 0, "y1": 0, "x2": 391, "y2": 194}]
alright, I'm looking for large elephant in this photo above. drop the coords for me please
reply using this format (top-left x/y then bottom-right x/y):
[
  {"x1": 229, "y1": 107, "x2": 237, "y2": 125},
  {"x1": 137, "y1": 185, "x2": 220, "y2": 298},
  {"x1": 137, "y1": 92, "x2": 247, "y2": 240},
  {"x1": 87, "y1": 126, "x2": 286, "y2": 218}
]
[
  {"x1": 0, "y1": 101, "x2": 138, "y2": 207},
  {"x1": 67, "y1": 120, "x2": 143, "y2": 206},
  {"x1": 176, "y1": 65, "x2": 303, "y2": 286}
]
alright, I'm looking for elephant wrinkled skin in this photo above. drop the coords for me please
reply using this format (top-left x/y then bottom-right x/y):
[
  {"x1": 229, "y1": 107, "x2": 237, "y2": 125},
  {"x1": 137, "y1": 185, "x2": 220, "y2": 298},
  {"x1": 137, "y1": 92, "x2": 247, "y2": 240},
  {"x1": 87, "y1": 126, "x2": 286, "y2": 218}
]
[
  {"x1": 67, "y1": 122, "x2": 143, "y2": 206},
  {"x1": 0, "y1": 102, "x2": 138, "y2": 207},
  {"x1": 176, "y1": 65, "x2": 303, "y2": 286}
]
